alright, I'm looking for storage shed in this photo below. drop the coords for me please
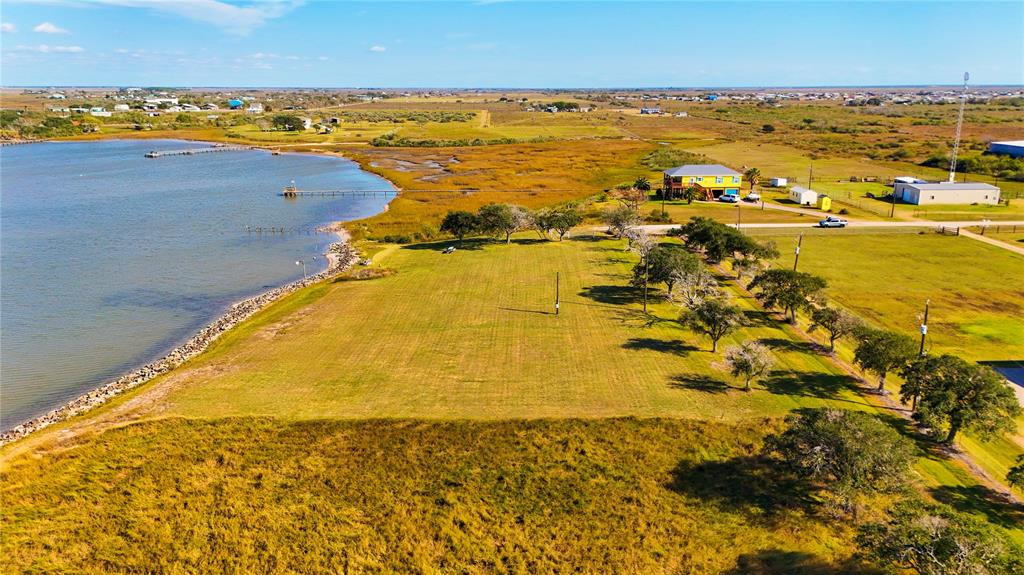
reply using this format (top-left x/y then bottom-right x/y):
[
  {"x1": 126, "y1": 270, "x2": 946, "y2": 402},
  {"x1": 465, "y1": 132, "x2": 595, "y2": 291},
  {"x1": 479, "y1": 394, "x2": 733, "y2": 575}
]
[
  {"x1": 770, "y1": 177, "x2": 787, "y2": 187},
  {"x1": 789, "y1": 186, "x2": 818, "y2": 206}
]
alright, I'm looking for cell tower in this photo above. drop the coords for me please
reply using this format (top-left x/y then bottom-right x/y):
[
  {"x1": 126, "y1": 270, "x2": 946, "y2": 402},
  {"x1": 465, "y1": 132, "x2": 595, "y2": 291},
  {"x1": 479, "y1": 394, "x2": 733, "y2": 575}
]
[{"x1": 948, "y1": 72, "x2": 969, "y2": 183}]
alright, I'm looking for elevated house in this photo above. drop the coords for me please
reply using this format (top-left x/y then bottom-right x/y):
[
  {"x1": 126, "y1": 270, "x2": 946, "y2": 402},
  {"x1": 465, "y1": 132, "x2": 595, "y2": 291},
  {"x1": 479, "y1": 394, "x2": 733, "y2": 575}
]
[{"x1": 662, "y1": 164, "x2": 742, "y2": 200}]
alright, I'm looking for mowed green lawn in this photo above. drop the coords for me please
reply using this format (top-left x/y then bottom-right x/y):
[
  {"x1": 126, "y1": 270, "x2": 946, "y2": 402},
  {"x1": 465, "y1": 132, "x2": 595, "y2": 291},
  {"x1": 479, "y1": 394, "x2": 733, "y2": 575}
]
[
  {"x1": 756, "y1": 231, "x2": 1024, "y2": 362},
  {"x1": 754, "y1": 231, "x2": 1024, "y2": 492},
  {"x1": 159, "y1": 235, "x2": 869, "y2": 421}
]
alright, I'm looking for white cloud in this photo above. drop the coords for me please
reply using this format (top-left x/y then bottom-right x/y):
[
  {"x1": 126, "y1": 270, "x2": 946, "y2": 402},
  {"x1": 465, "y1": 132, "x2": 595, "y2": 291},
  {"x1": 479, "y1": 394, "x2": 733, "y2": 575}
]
[
  {"x1": 90, "y1": 0, "x2": 303, "y2": 35},
  {"x1": 33, "y1": 22, "x2": 69, "y2": 34},
  {"x1": 369, "y1": 45, "x2": 386, "y2": 52},
  {"x1": 1, "y1": 23, "x2": 17, "y2": 33},
  {"x1": 17, "y1": 44, "x2": 84, "y2": 53}
]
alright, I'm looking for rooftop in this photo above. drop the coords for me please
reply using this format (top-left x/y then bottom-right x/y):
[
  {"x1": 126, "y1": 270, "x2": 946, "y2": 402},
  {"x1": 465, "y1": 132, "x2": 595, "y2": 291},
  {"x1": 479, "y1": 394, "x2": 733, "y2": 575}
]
[
  {"x1": 990, "y1": 140, "x2": 1024, "y2": 147},
  {"x1": 903, "y1": 182, "x2": 1000, "y2": 191},
  {"x1": 663, "y1": 164, "x2": 740, "y2": 177}
]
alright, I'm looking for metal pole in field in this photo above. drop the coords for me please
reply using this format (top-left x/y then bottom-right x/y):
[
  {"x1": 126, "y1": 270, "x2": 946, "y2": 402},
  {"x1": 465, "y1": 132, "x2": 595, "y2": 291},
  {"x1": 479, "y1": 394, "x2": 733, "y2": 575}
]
[
  {"x1": 643, "y1": 256, "x2": 649, "y2": 313},
  {"x1": 793, "y1": 234, "x2": 803, "y2": 271},
  {"x1": 889, "y1": 189, "x2": 897, "y2": 218},
  {"x1": 736, "y1": 201, "x2": 741, "y2": 230},
  {"x1": 555, "y1": 272, "x2": 560, "y2": 315},
  {"x1": 919, "y1": 299, "x2": 930, "y2": 356}
]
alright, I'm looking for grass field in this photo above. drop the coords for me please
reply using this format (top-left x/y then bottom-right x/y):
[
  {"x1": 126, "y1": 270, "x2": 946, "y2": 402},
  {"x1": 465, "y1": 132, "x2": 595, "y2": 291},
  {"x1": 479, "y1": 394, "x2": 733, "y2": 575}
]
[
  {"x1": 752, "y1": 231, "x2": 1024, "y2": 491},
  {"x1": 142, "y1": 235, "x2": 868, "y2": 421},
  {"x1": 755, "y1": 232, "x2": 1024, "y2": 361},
  {"x1": 1, "y1": 418, "x2": 876, "y2": 574},
  {"x1": 3, "y1": 233, "x2": 1023, "y2": 573}
]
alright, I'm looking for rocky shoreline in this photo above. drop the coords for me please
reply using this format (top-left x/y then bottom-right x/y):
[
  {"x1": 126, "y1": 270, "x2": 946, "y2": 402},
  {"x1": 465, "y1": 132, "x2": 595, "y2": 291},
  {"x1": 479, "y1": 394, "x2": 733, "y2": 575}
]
[{"x1": 0, "y1": 239, "x2": 360, "y2": 446}]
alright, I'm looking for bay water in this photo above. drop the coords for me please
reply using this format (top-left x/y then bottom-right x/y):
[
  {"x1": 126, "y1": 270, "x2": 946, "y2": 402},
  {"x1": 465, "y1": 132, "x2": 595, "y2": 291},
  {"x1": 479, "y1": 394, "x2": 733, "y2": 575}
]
[{"x1": 1, "y1": 139, "x2": 393, "y2": 428}]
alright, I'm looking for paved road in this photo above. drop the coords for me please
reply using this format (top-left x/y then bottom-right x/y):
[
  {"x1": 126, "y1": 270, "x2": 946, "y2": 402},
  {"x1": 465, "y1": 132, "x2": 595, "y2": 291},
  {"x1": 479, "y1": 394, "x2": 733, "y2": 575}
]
[{"x1": 620, "y1": 220, "x2": 1024, "y2": 234}]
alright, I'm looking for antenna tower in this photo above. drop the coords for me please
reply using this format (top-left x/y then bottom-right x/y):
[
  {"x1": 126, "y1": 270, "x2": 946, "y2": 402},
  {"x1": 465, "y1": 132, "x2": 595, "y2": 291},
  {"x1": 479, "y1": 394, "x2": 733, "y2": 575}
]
[{"x1": 949, "y1": 72, "x2": 969, "y2": 183}]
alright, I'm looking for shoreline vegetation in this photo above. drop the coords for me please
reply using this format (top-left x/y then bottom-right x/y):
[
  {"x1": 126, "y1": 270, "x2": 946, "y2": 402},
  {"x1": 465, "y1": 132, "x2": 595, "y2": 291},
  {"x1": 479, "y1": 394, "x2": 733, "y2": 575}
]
[{"x1": 0, "y1": 228, "x2": 361, "y2": 445}]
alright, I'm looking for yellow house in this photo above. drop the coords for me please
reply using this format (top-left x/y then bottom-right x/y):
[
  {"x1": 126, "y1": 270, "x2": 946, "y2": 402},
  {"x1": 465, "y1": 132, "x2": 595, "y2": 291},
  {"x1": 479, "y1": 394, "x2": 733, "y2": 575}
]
[{"x1": 662, "y1": 164, "x2": 742, "y2": 200}]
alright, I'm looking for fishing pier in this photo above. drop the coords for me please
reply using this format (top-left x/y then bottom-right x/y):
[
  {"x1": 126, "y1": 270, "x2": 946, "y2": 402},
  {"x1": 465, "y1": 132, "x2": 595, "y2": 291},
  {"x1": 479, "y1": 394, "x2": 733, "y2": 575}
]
[{"x1": 144, "y1": 145, "x2": 251, "y2": 158}]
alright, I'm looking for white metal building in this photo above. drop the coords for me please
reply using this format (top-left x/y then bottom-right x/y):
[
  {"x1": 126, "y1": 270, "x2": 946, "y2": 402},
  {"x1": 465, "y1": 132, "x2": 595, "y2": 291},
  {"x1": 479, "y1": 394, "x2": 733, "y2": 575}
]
[
  {"x1": 770, "y1": 177, "x2": 787, "y2": 187},
  {"x1": 893, "y1": 182, "x2": 1001, "y2": 205},
  {"x1": 789, "y1": 186, "x2": 818, "y2": 206}
]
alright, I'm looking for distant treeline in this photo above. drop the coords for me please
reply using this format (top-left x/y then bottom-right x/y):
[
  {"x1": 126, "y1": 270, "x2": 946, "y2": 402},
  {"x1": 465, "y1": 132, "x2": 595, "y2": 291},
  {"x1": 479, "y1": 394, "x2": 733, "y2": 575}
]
[
  {"x1": 340, "y1": 111, "x2": 475, "y2": 124},
  {"x1": 921, "y1": 153, "x2": 1024, "y2": 182}
]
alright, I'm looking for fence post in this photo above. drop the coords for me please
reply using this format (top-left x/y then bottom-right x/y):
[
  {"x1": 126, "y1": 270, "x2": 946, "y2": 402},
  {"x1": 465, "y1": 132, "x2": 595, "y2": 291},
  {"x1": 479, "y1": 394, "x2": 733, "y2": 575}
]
[{"x1": 956, "y1": 227, "x2": 960, "y2": 236}]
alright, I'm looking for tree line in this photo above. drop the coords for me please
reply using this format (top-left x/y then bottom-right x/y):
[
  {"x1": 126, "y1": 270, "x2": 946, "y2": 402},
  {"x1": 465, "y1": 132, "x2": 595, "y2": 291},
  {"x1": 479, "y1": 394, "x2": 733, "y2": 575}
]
[{"x1": 440, "y1": 204, "x2": 583, "y2": 244}]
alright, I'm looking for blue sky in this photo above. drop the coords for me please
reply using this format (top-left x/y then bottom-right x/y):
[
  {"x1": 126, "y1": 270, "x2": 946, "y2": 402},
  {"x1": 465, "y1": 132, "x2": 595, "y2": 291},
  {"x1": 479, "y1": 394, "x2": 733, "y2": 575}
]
[{"x1": 1, "y1": 1, "x2": 1021, "y2": 88}]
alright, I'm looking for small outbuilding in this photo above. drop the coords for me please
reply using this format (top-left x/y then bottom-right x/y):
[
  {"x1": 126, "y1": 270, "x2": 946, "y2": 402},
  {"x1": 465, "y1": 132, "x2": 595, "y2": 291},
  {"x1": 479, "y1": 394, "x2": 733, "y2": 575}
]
[
  {"x1": 893, "y1": 181, "x2": 1001, "y2": 205},
  {"x1": 770, "y1": 177, "x2": 787, "y2": 187},
  {"x1": 789, "y1": 186, "x2": 818, "y2": 206}
]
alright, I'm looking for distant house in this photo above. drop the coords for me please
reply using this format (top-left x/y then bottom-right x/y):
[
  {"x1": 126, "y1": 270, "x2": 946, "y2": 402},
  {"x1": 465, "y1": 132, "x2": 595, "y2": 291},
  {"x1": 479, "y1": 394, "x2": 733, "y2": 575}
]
[
  {"x1": 301, "y1": 117, "x2": 312, "y2": 130},
  {"x1": 246, "y1": 103, "x2": 264, "y2": 114},
  {"x1": 770, "y1": 177, "x2": 788, "y2": 187},
  {"x1": 789, "y1": 186, "x2": 818, "y2": 206},
  {"x1": 48, "y1": 93, "x2": 66, "y2": 100},
  {"x1": 203, "y1": 103, "x2": 220, "y2": 110},
  {"x1": 228, "y1": 99, "x2": 244, "y2": 110},
  {"x1": 663, "y1": 164, "x2": 742, "y2": 200},
  {"x1": 89, "y1": 107, "x2": 112, "y2": 118},
  {"x1": 705, "y1": 94, "x2": 718, "y2": 101},
  {"x1": 113, "y1": 104, "x2": 130, "y2": 112},
  {"x1": 893, "y1": 181, "x2": 1000, "y2": 205},
  {"x1": 639, "y1": 107, "x2": 661, "y2": 115},
  {"x1": 674, "y1": 111, "x2": 688, "y2": 117},
  {"x1": 988, "y1": 140, "x2": 1024, "y2": 158}
]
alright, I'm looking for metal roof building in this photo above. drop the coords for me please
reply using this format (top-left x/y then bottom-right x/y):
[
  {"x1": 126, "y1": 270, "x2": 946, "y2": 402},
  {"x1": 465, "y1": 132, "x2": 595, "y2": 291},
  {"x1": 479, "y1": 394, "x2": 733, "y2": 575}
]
[
  {"x1": 988, "y1": 140, "x2": 1024, "y2": 158},
  {"x1": 893, "y1": 181, "x2": 1001, "y2": 205},
  {"x1": 663, "y1": 164, "x2": 740, "y2": 177}
]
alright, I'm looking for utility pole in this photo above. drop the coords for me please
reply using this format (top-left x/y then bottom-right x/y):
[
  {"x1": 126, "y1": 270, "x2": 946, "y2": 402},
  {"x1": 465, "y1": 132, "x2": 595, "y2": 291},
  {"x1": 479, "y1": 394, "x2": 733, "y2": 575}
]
[
  {"x1": 918, "y1": 299, "x2": 930, "y2": 356},
  {"x1": 889, "y1": 188, "x2": 897, "y2": 218},
  {"x1": 793, "y1": 234, "x2": 803, "y2": 271},
  {"x1": 555, "y1": 272, "x2": 560, "y2": 316},
  {"x1": 642, "y1": 256, "x2": 649, "y2": 313},
  {"x1": 736, "y1": 201, "x2": 741, "y2": 230},
  {"x1": 807, "y1": 162, "x2": 813, "y2": 189}
]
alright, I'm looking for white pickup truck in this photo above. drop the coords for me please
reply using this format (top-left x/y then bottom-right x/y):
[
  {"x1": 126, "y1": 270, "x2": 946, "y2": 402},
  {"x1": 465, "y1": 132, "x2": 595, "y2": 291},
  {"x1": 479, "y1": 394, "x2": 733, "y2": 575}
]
[{"x1": 818, "y1": 216, "x2": 848, "y2": 228}]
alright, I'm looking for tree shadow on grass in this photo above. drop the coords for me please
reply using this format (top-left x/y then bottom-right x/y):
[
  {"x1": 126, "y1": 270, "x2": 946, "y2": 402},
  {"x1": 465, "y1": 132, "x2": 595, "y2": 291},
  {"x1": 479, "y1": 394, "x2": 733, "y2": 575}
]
[
  {"x1": 400, "y1": 238, "x2": 490, "y2": 251},
  {"x1": 724, "y1": 550, "x2": 881, "y2": 575},
  {"x1": 668, "y1": 456, "x2": 816, "y2": 517},
  {"x1": 759, "y1": 337, "x2": 826, "y2": 355},
  {"x1": 929, "y1": 484, "x2": 1024, "y2": 530},
  {"x1": 743, "y1": 310, "x2": 778, "y2": 328},
  {"x1": 668, "y1": 373, "x2": 733, "y2": 393},
  {"x1": 762, "y1": 371, "x2": 871, "y2": 406},
  {"x1": 510, "y1": 237, "x2": 549, "y2": 246},
  {"x1": 623, "y1": 338, "x2": 698, "y2": 356},
  {"x1": 578, "y1": 285, "x2": 642, "y2": 306}
]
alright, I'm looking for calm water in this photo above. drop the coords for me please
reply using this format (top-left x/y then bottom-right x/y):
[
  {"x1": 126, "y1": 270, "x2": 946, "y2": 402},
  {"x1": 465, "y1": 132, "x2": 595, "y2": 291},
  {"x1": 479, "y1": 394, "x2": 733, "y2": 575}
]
[{"x1": 1, "y1": 139, "x2": 393, "y2": 428}]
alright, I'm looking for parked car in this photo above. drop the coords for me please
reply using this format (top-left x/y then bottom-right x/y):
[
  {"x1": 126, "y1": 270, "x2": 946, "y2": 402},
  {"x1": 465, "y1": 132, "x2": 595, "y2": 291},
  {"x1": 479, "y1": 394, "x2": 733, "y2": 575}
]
[
  {"x1": 744, "y1": 192, "x2": 761, "y2": 202},
  {"x1": 818, "y1": 216, "x2": 848, "y2": 228},
  {"x1": 718, "y1": 194, "x2": 739, "y2": 203}
]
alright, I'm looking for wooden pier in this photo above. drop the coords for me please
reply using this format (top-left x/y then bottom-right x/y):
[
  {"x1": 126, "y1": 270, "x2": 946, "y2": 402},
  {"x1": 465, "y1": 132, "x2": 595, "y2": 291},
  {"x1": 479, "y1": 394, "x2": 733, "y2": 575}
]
[
  {"x1": 144, "y1": 145, "x2": 250, "y2": 158},
  {"x1": 280, "y1": 187, "x2": 396, "y2": 198}
]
